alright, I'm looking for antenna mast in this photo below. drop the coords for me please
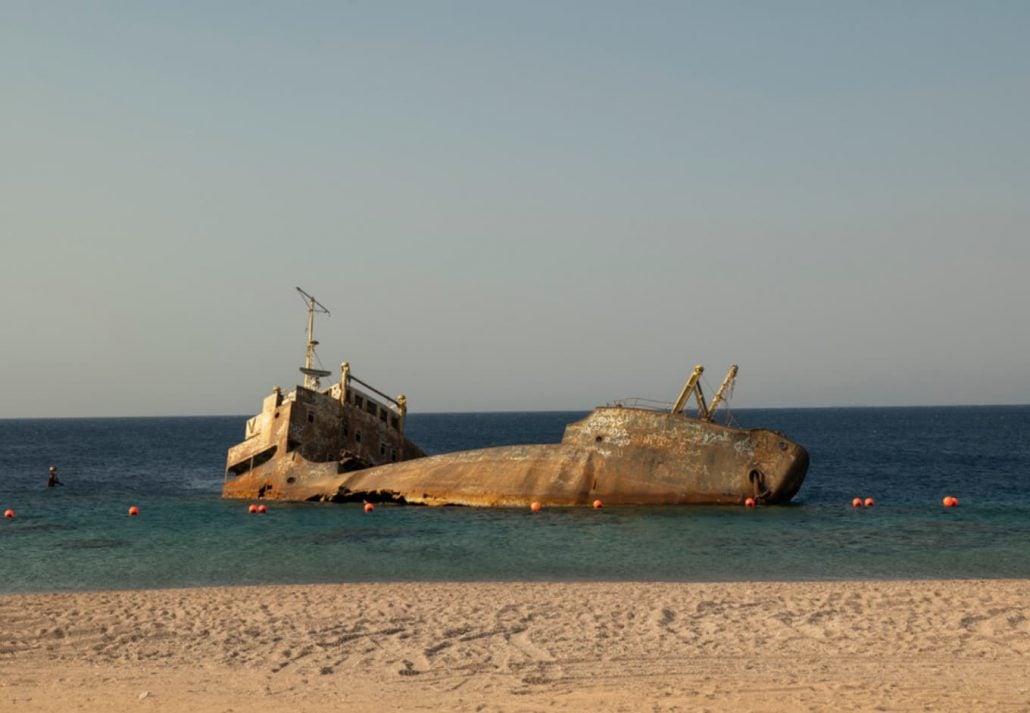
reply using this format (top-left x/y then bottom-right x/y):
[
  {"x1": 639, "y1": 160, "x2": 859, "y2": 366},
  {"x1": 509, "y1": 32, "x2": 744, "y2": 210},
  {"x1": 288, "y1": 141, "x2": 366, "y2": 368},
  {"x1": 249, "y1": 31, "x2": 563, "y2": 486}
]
[{"x1": 296, "y1": 287, "x2": 332, "y2": 389}]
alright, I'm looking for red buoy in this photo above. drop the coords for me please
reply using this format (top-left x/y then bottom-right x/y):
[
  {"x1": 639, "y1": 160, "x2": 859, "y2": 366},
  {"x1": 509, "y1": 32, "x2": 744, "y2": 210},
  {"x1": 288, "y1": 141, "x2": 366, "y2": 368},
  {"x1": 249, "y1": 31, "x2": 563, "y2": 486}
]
[
  {"x1": 744, "y1": 497, "x2": 756, "y2": 508},
  {"x1": 248, "y1": 504, "x2": 258, "y2": 514},
  {"x1": 852, "y1": 498, "x2": 864, "y2": 508},
  {"x1": 3, "y1": 509, "x2": 14, "y2": 519},
  {"x1": 864, "y1": 497, "x2": 875, "y2": 508},
  {"x1": 257, "y1": 504, "x2": 267, "y2": 514},
  {"x1": 363, "y1": 502, "x2": 374, "y2": 513},
  {"x1": 593, "y1": 499, "x2": 603, "y2": 509},
  {"x1": 128, "y1": 505, "x2": 140, "y2": 517},
  {"x1": 943, "y1": 496, "x2": 959, "y2": 508},
  {"x1": 530, "y1": 501, "x2": 542, "y2": 512}
]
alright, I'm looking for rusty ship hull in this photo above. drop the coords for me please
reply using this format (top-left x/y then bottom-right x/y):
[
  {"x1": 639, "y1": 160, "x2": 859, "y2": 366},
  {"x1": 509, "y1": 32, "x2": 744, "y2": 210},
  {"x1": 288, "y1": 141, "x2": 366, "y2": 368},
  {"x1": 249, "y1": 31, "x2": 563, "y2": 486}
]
[
  {"x1": 225, "y1": 406, "x2": 808, "y2": 506},
  {"x1": 223, "y1": 336, "x2": 809, "y2": 507}
]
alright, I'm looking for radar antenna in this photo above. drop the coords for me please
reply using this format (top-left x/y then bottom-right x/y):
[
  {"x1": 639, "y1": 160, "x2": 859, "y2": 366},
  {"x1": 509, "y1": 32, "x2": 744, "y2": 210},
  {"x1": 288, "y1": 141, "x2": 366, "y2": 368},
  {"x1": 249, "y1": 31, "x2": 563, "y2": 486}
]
[{"x1": 296, "y1": 287, "x2": 332, "y2": 389}]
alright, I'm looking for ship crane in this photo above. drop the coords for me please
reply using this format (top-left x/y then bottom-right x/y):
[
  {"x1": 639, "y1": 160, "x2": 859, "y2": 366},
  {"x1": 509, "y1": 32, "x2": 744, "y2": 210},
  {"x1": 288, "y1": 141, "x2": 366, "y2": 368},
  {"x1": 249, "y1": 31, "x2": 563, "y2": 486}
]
[
  {"x1": 671, "y1": 364, "x2": 738, "y2": 421},
  {"x1": 296, "y1": 287, "x2": 332, "y2": 389}
]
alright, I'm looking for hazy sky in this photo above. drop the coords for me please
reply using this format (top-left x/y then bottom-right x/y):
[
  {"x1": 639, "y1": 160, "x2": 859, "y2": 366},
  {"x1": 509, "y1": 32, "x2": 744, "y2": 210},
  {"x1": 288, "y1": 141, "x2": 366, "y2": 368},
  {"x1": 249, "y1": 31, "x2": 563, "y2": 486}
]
[{"x1": 2, "y1": 1, "x2": 1028, "y2": 418}]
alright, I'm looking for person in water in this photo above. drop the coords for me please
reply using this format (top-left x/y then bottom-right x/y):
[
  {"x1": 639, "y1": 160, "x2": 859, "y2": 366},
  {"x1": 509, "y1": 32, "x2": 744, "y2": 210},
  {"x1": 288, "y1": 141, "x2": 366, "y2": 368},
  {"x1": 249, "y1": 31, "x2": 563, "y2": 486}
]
[{"x1": 47, "y1": 466, "x2": 62, "y2": 487}]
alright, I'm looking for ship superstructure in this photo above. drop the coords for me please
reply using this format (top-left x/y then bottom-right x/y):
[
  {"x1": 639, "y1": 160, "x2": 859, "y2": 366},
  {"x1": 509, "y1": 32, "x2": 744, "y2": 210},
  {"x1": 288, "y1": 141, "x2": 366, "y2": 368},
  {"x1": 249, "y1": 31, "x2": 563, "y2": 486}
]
[{"x1": 222, "y1": 288, "x2": 425, "y2": 501}]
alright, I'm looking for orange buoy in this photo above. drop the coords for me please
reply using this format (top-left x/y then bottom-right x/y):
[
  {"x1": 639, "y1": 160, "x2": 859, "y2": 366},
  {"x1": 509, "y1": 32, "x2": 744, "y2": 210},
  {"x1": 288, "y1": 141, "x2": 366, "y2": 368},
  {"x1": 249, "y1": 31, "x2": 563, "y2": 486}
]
[
  {"x1": 363, "y1": 502, "x2": 374, "y2": 513},
  {"x1": 530, "y1": 501, "x2": 542, "y2": 512},
  {"x1": 744, "y1": 497, "x2": 756, "y2": 508},
  {"x1": 592, "y1": 499, "x2": 603, "y2": 509},
  {"x1": 257, "y1": 504, "x2": 267, "y2": 514},
  {"x1": 3, "y1": 509, "x2": 13, "y2": 519},
  {"x1": 864, "y1": 497, "x2": 875, "y2": 508},
  {"x1": 248, "y1": 504, "x2": 258, "y2": 514},
  {"x1": 943, "y1": 496, "x2": 959, "y2": 508},
  {"x1": 852, "y1": 497, "x2": 864, "y2": 508},
  {"x1": 128, "y1": 505, "x2": 139, "y2": 517}
]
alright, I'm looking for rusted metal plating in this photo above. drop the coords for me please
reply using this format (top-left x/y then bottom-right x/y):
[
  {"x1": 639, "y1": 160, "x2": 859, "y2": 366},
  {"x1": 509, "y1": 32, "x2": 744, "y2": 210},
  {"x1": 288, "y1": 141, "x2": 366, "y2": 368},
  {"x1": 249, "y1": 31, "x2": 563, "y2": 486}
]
[
  {"x1": 330, "y1": 406, "x2": 808, "y2": 506},
  {"x1": 224, "y1": 404, "x2": 807, "y2": 506},
  {"x1": 223, "y1": 361, "x2": 809, "y2": 506}
]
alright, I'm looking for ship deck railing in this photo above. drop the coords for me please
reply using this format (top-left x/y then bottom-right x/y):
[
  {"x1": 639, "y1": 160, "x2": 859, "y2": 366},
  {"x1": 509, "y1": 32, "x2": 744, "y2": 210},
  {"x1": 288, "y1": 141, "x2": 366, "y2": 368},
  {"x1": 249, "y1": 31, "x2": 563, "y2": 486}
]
[{"x1": 607, "y1": 397, "x2": 674, "y2": 410}]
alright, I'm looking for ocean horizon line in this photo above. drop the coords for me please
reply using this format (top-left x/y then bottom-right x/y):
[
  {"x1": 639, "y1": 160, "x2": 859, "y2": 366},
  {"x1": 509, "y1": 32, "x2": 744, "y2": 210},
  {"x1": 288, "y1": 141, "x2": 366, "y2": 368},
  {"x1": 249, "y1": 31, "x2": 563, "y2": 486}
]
[{"x1": 2, "y1": 402, "x2": 1029, "y2": 422}]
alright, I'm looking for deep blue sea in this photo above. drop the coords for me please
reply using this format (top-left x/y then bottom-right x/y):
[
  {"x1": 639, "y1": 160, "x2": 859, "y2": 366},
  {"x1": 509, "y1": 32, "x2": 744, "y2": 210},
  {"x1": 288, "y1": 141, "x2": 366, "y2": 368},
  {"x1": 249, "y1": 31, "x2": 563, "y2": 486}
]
[{"x1": 1, "y1": 407, "x2": 1028, "y2": 593}]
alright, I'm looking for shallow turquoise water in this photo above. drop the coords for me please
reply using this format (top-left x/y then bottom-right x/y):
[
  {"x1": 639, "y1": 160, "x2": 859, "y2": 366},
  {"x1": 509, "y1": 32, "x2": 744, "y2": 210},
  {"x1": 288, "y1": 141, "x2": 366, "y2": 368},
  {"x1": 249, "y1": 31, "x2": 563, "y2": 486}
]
[{"x1": 1, "y1": 407, "x2": 1028, "y2": 592}]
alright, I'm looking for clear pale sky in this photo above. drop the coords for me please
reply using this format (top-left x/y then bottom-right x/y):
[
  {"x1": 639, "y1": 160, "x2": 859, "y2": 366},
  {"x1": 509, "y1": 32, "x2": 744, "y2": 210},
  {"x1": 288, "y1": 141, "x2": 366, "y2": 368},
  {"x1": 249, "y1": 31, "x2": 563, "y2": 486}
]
[{"x1": 2, "y1": 2, "x2": 1028, "y2": 418}]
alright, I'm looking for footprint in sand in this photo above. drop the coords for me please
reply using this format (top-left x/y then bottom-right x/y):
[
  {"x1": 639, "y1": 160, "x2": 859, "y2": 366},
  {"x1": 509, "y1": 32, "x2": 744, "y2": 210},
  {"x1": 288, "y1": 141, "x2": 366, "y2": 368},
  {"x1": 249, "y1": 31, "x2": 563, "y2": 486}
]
[{"x1": 398, "y1": 659, "x2": 421, "y2": 676}]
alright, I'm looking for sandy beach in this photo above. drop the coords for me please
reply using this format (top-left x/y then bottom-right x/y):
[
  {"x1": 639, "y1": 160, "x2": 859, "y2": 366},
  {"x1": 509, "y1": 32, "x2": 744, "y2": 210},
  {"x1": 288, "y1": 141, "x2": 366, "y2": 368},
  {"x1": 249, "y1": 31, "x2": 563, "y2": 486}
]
[{"x1": 2, "y1": 580, "x2": 1028, "y2": 712}]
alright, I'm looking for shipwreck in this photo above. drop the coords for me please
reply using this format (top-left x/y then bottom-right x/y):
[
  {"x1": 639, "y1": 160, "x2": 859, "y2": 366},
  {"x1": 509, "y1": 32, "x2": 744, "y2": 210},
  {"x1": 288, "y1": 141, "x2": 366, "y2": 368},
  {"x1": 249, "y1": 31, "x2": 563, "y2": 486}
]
[
  {"x1": 222, "y1": 288, "x2": 425, "y2": 502},
  {"x1": 333, "y1": 364, "x2": 808, "y2": 506},
  {"x1": 223, "y1": 293, "x2": 808, "y2": 506}
]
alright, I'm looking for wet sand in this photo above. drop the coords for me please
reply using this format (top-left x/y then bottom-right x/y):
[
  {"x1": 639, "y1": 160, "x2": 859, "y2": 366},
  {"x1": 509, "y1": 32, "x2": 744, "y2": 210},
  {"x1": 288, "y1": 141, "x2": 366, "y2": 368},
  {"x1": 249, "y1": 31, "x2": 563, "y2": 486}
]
[{"x1": 2, "y1": 580, "x2": 1028, "y2": 712}]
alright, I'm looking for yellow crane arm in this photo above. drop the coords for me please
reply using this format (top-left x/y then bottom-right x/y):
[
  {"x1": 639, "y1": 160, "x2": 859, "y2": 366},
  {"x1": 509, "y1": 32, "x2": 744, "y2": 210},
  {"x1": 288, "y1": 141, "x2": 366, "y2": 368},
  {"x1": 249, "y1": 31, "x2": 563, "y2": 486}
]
[
  {"x1": 671, "y1": 365, "x2": 704, "y2": 415},
  {"x1": 704, "y1": 364, "x2": 738, "y2": 421}
]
